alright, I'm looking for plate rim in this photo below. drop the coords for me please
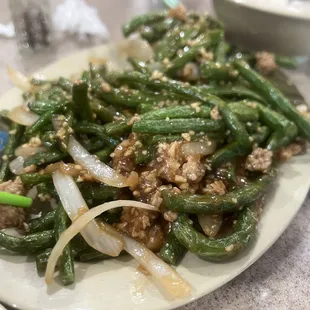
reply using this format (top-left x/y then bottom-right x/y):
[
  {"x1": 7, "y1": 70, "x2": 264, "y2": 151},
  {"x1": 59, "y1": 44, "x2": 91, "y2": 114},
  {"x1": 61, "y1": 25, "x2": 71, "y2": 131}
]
[
  {"x1": 0, "y1": 41, "x2": 309, "y2": 310},
  {"x1": 225, "y1": 0, "x2": 310, "y2": 21}
]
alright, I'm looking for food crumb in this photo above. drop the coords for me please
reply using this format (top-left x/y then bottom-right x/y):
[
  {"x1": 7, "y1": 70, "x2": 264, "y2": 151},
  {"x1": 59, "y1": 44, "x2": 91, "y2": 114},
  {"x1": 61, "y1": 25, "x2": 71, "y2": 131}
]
[
  {"x1": 225, "y1": 244, "x2": 234, "y2": 252},
  {"x1": 255, "y1": 51, "x2": 277, "y2": 75},
  {"x1": 210, "y1": 106, "x2": 222, "y2": 120},
  {"x1": 245, "y1": 147, "x2": 273, "y2": 173}
]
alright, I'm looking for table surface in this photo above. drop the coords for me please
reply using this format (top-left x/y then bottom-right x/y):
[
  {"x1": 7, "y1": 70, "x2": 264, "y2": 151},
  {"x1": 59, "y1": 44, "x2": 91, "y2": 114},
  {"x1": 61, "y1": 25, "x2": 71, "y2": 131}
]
[{"x1": 0, "y1": 1, "x2": 310, "y2": 309}]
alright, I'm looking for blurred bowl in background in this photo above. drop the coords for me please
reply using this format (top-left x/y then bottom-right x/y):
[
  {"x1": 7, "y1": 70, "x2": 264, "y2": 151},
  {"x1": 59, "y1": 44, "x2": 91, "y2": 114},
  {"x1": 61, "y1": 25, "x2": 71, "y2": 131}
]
[{"x1": 213, "y1": 0, "x2": 310, "y2": 56}]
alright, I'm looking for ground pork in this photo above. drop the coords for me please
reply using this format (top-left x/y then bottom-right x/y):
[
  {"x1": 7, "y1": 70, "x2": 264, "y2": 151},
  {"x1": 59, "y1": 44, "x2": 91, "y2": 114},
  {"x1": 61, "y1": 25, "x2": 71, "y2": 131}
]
[
  {"x1": 0, "y1": 177, "x2": 27, "y2": 229},
  {"x1": 154, "y1": 141, "x2": 206, "y2": 190},
  {"x1": 163, "y1": 210, "x2": 178, "y2": 222},
  {"x1": 180, "y1": 63, "x2": 199, "y2": 81},
  {"x1": 203, "y1": 180, "x2": 227, "y2": 195},
  {"x1": 111, "y1": 133, "x2": 139, "y2": 176},
  {"x1": 245, "y1": 147, "x2": 273, "y2": 173},
  {"x1": 115, "y1": 207, "x2": 163, "y2": 251},
  {"x1": 168, "y1": 4, "x2": 187, "y2": 21},
  {"x1": 277, "y1": 140, "x2": 307, "y2": 162},
  {"x1": 255, "y1": 51, "x2": 277, "y2": 75},
  {"x1": 210, "y1": 106, "x2": 222, "y2": 120},
  {"x1": 116, "y1": 140, "x2": 207, "y2": 249}
]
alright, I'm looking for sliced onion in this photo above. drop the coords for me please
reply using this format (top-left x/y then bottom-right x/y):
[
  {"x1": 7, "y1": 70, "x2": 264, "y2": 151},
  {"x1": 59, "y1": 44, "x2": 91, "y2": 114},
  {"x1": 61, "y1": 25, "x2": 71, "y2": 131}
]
[
  {"x1": 67, "y1": 136, "x2": 127, "y2": 187},
  {"x1": 7, "y1": 66, "x2": 31, "y2": 91},
  {"x1": 46, "y1": 182, "x2": 158, "y2": 284},
  {"x1": 181, "y1": 140, "x2": 217, "y2": 158},
  {"x1": 15, "y1": 145, "x2": 47, "y2": 159},
  {"x1": 198, "y1": 214, "x2": 222, "y2": 237},
  {"x1": 9, "y1": 156, "x2": 25, "y2": 175},
  {"x1": 8, "y1": 106, "x2": 39, "y2": 126},
  {"x1": 45, "y1": 187, "x2": 190, "y2": 299},
  {"x1": 119, "y1": 38, "x2": 154, "y2": 62},
  {"x1": 52, "y1": 170, "x2": 125, "y2": 258},
  {"x1": 123, "y1": 234, "x2": 191, "y2": 298}
]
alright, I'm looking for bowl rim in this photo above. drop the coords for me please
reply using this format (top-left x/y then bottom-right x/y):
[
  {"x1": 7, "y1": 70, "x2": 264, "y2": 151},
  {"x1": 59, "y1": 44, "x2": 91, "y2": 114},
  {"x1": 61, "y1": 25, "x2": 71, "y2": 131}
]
[{"x1": 224, "y1": 0, "x2": 310, "y2": 20}]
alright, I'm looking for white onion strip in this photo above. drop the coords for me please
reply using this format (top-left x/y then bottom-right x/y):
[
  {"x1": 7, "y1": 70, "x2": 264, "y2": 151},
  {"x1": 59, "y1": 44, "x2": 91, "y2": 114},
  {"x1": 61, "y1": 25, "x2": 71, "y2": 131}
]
[
  {"x1": 67, "y1": 136, "x2": 127, "y2": 188},
  {"x1": 45, "y1": 198, "x2": 158, "y2": 285},
  {"x1": 7, "y1": 66, "x2": 31, "y2": 91},
  {"x1": 198, "y1": 214, "x2": 222, "y2": 237},
  {"x1": 123, "y1": 234, "x2": 191, "y2": 298},
  {"x1": 15, "y1": 145, "x2": 47, "y2": 159},
  {"x1": 45, "y1": 192, "x2": 191, "y2": 299},
  {"x1": 8, "y1": 106, "x2": 39, "y2": 126},
  {"x1": 181, "y1": 140, "x2": 216, "y2": 158},
  {"x1": 9, "y1": 156, "x2": 25, "y2": 175},
  {"x1": 52, "y1": 171, "x2": 125, "y2": 257}
]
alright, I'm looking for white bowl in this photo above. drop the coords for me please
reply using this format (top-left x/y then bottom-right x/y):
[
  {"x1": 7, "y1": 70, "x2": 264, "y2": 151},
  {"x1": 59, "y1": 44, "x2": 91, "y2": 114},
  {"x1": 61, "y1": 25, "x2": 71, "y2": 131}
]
[{"x1": 213, "y1": 0, "x2": 310, "y2": 56}]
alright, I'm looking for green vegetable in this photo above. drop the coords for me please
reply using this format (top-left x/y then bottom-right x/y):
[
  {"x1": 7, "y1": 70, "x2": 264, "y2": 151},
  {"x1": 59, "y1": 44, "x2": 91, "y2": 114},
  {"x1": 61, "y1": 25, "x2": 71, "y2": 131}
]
[
  {"x1": 36, "y1": 248, "x2": 52, "y2": 272},
  {"x1": 172, "y1": 207, "x2": 257, "y2": 261},
  {"x1": 73, "y1": 122, "x2": 119, "y2": 147},
  {"x1": 80, "y1": 183, "x2": 121, "y2": 201},
  {"x1": 0, "y1": 191, "x2": 32, "y2": 208},
  {"x1": 103, "y1": 120, "x2": 131, "y2": 137},
  {"x1": 25, "y1": 102, "x2": 68, "y2": 136},
  {"x1": 28, "y1": 100, "x2": 58, "y2": 115},
  {"x1": 155, "y1": 21, "x2": 208, "y2": 61},
  {"x1": 275, "y1": 55, "x2": 298, "y2": 69},
  {"x1": 90, "y1": 100, "x2": 120, "y2": 123},
  {"x1": 228, "y1": 101, "x2": 259, "y2": 122},
  {"x1": 57, "y1": 77, "x2": 73, "y2": 93},
  {"x1": 54, "y1": 204, "x2": 75, "y2": 285},
  {"x1": 200, "y1": 85, "x2": 265, "y2": 103},
  {"x1": 123, "y1": 12, "x2": 167, "y2": 37},
  {"x1": 72, "y1": 81, "x2": 94, "y2": 122},
  {"x1": 0, "y1": 230, "x2": 55, "y2": 254},
  {"x1": 28, "y1": 210, "x2": 56, "y2": 233},
  {"x1": 215, "y1": 40, "x2": 229, "y2": 63},
  {"x1": 159, "y1": 230, "x2": 186, "y2": 265},
  {"x1": 37, "y1": 182, "x2": 57, "y2": 198},
  {"x1": 24, "y1": 149, "x2": 66, "y2": 167},
  {"x1": 20, "y1": 173, "x2": 52, "y2": 186},
  {"x1": 163, "y1": 169, "x2": 276, "y2": 214},
  {"x1": 212, "y1": 103, "x2": 251, "y2": 167},
  {"x1": 234, "y1": 60, "x2": 310, "y2": 141},
  {"x1": 127, "y1": 58, "x2": 150, "y2": 75},
  {"x1": 165, "y1": 30, "x2": 223, "y2": 76},
  {"x1": 78, "y1": 250, "x2": 112, "y2": 262},
  {"x1": 132, "y1": 118, "x2": 224, "y2": 134},
  {"x1": 141, "y1": 105, "x2": 211, "y2": 120},
  {"x1": 94, "y1": 147, "x2": 114, "y2": 163},
  {"x1": 255, "y1": 102, "x2": 298, "y2": 150},
  {"x1": 200, "y1": 62, "x2": 236, "y2": 82}
]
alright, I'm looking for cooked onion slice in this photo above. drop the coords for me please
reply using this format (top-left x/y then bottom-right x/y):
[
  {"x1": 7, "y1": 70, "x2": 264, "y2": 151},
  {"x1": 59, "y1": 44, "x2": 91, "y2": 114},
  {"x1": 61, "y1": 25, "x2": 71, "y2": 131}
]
[
  {"x1": 67, "y1": 136, "x2": 127, "y2": 187},
  {"x1": 9, "y1": 156, "x2": 25, "y2": 175},
  {"x1": 122, "y1": 234, "x2": 191, "y2": 298},
  {"x1": 45, "y1": 192, "x2": 190, "y2": 299},
  {"x1": 8, "y1": 106, "x2": 39, "y2": 126},
  {"x1": 198, "y1": 214, "x2": 222, "y2": 237},
  {"x1": 7, "y1": 66, "x2": 31, "y2": 91},
  {"x1": 15, "y1": 145, "x2": 47, "y2": 159},
  {"x1": 45, "y1": 197, "x2": 158, "y2": 284},
  {"x1": 181, "y1": 140, "x2": 216, "y2": 158},
  {"x1": 52, "y1": 170, "x2": 125, "y2": 257}
]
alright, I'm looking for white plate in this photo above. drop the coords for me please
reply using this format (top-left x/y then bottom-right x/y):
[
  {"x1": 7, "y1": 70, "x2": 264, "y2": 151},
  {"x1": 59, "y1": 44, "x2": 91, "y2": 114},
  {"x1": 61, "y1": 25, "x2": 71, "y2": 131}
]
[
  {"x1": 0, "y1": 40, "x2": 310, "y2": 310},
  {"x1": 227, "y1": 0, "x2": 310, "y2": 20}
]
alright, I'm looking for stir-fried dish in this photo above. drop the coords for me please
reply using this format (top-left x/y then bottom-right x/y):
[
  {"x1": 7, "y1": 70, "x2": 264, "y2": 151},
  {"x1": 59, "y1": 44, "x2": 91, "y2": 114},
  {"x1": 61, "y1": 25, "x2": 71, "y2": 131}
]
[{"x1": 0, "y1": 5, "x2": 309, "y2": 299}]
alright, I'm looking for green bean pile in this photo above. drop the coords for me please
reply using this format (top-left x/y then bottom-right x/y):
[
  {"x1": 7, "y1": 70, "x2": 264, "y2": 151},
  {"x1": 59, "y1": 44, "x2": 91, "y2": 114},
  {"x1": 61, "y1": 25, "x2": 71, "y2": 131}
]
[{"x1": 0, "y1": 7, "x2": 309, "y2": 286}]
